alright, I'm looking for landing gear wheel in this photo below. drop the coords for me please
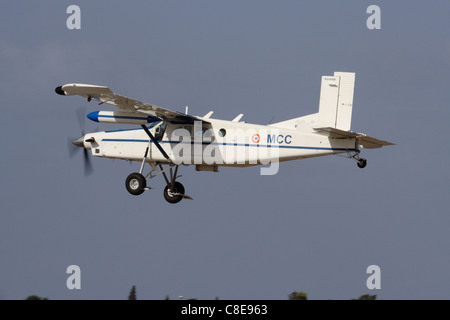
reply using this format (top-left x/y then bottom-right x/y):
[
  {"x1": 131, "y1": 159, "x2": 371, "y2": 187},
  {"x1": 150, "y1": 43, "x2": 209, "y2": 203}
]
[
  {"x1": 126, "y1": 172, "x2": 146, "y2": 196},
  {"x1": 357, "y1": 158, "x2": 367, "y2": 169},
  {"x1": 163, "y1": 182, "x2": 185, "y2": 204}
]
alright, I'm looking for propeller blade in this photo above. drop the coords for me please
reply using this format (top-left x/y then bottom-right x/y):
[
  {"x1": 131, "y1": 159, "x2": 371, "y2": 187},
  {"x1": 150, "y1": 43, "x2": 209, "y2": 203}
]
[
  {"x1": 83, "y1": 148, "x2": 93, "y2": 176},
  {"x1": 76, "y1": 107, "x2": 86, "y2": 135},
  {"x1": 68, "y1": 108, "x2": 94, "y2": 175}
]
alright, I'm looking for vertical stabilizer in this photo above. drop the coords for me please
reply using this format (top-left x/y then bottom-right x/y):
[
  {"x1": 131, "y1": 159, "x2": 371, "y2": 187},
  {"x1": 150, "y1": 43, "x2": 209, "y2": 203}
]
[
  {"x1": 317, "y1": 72, "x2": 355, "y2": 131},
  {"x1": 334, "y1": 72, "x2": 355, "y2": 131}
]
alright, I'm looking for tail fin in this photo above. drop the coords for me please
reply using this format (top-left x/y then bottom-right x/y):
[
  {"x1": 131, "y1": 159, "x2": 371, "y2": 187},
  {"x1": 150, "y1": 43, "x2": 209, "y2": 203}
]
[{"x1": 318, "y1": 72, "x2": 355, "y2": 131}]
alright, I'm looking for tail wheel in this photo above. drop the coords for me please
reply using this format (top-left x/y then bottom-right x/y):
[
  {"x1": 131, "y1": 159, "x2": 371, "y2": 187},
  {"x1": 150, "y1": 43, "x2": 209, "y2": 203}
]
[
  {"x1": 357, "y1": 158, "x2": 367, "y2": 169},
  {"x1": 126, "y1": 172, "x2": 146, "y2": 196},
  {"x1": 163, "y1": 182, "x2": 185, "y2": 204}
]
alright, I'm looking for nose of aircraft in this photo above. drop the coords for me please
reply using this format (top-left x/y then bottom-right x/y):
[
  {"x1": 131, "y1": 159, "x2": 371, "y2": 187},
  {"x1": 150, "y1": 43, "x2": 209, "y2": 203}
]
[{"x1": 72, "y1": 136, "x2": 85, "y2": 148}]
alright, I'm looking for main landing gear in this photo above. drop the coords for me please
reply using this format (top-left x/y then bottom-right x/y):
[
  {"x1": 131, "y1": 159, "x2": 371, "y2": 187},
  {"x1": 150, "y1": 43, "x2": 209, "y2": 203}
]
[
  {"x1": 163, "y1": 181, "x2": 185, "y2": 204},
  {"x1": 125, "y1": 163, "x2": 191, "y2": 204},
  {"x1": 124, "y1": 124, "x2": 192, "y2": 203}
]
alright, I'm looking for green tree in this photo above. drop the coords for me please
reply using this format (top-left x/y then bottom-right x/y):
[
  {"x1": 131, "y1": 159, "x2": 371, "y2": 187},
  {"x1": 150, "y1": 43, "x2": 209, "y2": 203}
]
[
  {"x1": 354, "y1": 294, "x2": 377, "y2": 300},
  {"x1": 25, "y1": 295, "x2": 48, "y2": 300},
  {"x1": 288, "y1": 291, "x2": 308, "y2": 300},
  {"x1": 128, "y1": 285, "x2": 137, "y2": 300}
]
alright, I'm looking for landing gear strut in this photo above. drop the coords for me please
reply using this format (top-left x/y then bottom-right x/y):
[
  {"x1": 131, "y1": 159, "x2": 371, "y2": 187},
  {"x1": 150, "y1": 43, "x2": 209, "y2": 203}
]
[
  {"x1": 344, "y1": 139, "x2": 367, "y2": 169},
  {"x1": 124, "y1": 124, "x2": 192, "y2": 203},
  {"x1": 348, "y1": 151, "x2": 367, "y2": 169},
  {"x1": 157, "y1": 164, "x2": 182, "y2": 203}
]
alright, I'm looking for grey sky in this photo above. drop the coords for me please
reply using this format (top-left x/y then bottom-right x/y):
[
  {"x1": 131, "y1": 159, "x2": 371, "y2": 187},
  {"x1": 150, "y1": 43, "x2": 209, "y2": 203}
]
[{"x1": 1, "y1": 1, "x2": 449, "y2": 300}]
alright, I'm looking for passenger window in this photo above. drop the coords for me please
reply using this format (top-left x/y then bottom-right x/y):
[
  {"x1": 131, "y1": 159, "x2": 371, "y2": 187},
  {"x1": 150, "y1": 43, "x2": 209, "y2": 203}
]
[
  {"x1": 202, "y1": 127, "x2": 215, "y2": 142},
  {"x1": 218, "y1": 128, "x2": 226, "y2": 137},
  {"x1": 194, "y1": 128, "x2": 203, "y2": 140},
  {"x1": 193, "y1": 126, "x2": 215, "y2": 142}
]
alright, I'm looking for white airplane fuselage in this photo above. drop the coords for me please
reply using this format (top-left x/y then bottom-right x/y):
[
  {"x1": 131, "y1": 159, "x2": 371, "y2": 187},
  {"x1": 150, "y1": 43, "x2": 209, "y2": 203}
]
[{"x1": 81, "y1": 117, "x2": 357, "y2": 168}]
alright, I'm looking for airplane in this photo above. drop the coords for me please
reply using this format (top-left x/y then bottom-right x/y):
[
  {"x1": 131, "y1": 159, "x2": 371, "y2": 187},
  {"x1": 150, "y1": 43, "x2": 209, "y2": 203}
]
[{"x1": 55, "y1": 71, "x2": 393, "y2": 203}]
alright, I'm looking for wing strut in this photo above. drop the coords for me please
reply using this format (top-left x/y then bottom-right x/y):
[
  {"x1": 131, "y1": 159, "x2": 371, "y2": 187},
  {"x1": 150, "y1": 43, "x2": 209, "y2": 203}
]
[{"x1": 140, "y1": 125, "x2": 170, "y2": 160}]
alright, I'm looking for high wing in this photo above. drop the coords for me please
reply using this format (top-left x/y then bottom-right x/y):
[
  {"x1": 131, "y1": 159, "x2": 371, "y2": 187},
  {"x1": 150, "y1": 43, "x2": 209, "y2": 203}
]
[
  {"x1": 314, "y1": 127, "x2": 394, "y2": 149},
  {"x1": 56, "y1": 83, "x2": 199, "y2": 123}
]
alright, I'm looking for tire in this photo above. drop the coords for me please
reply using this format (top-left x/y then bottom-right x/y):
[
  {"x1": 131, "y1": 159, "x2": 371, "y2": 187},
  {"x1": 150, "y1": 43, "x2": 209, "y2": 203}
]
[
  {"x1": 163, "y1": 182, "x2": 185, "y2": 204},
  {"x1": 357, "y1": 158, "x2": 367, "y2": 169},
  {"x1": 125, "y1": 172, "x2": 146, "y2": 196}
]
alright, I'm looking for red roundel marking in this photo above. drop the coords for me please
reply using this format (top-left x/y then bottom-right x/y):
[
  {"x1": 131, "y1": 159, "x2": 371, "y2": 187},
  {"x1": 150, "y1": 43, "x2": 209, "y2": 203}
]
[{"x1": 252, "y1": 134, "x2": 260, "y2": 143}]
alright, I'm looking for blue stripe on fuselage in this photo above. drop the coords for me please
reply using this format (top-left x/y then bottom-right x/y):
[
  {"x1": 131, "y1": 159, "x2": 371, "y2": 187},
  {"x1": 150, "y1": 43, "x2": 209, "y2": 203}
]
[{"x1": 100, "y1": 139, "x2": 357, "y2": 152}]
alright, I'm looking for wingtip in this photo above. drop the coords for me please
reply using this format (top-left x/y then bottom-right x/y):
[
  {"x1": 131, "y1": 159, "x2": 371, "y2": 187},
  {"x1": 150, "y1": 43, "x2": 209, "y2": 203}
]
[{"x1": 55, "y1": 86, "x2": 66, "y2": 96}]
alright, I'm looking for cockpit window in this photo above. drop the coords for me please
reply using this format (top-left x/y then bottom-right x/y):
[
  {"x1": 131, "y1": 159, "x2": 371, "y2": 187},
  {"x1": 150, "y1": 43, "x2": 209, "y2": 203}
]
[
  {"x1": 148, "y1": 120, "x2": 161, "y2": 129},
  {"x1": 155, "y1": 121, "x2": 167, "y2": 140}
]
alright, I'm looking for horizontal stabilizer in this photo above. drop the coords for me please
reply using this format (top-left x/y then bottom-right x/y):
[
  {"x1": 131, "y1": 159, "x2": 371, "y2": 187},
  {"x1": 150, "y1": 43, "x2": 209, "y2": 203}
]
[
  {"x1": 314, "y1": 127, "x2": 394, "y2": 149},
  {"x1": 358, "y1": 135, "x2": 395, "y2": 149},
  {"x1": 314, "y1": 127, "x2": 359, "y2": 138}
]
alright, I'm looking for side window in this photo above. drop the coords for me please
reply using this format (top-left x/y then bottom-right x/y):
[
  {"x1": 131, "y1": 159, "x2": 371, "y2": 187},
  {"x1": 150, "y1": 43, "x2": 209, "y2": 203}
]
[
  {"x1": 178, "y1": 125, "x2": 192, "y2": 135},
  {"x1": 193, "y1": 126, "x2": 215, "y2": 142},
  {"x1": 193, "y1": 127, "x2": 203, "y2": 140},
  {"x1": 202, "y1": 127, "x2": 215, "y2": 142},
  {"x1": 171, "y1": 125, "x2": 193, "y2": 141},
  {"x1": 155, "y1": 122, "x2": 167, "y2": 140},
  {"x1": 218, "y1": 128, "x2": 226, "y2": 137}
]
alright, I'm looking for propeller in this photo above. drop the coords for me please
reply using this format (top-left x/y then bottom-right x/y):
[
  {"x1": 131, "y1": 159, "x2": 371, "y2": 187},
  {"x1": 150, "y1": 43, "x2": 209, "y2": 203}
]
[{"x1": 68, "y1": 107, "x2": 93, "y2": 176}]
